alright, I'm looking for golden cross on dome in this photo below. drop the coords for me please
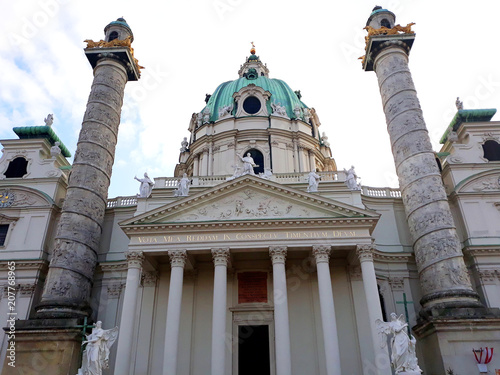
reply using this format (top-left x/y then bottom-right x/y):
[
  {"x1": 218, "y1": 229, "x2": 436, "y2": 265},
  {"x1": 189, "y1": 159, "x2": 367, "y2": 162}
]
[{"x1": 250, "y1": 42, "x2": 256, "y2": 55}]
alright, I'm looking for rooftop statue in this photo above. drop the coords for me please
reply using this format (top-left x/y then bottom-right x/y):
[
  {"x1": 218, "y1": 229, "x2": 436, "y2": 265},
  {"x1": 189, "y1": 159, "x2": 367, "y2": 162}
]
[
  {"x1": 44, "y1": 113, "x2": 54, "y2": 127},
  {"x1": 456, "y1": 97, "x2": 464, "y2": 110},
  {"x1": 180, "y1": 137, "x2": 189, "y2": 152},
  {"x1": 271, "y1": 101, "x2": 288, "y2": 117},
  {"x1": 50, "y1": 141, "x2": 62, "y2": 158},
  {"x1": 135, "y1": 172, "x2": 154, "y2": 198},
  {"x1": 376, "y1": 313, "x2": 422, "y2": 374},
  {"x1": 307, "y1": 171, "x2": 320, "y2": 192},
  {"x1": 77, "y1": 321, "x2": 118, "y2": 375},
  {"x1": 344, "y1": 166, "x2": 361, "y2": 190},
  {"x1": 174, "y1": 173, "x2": 191, "y2": 197}
]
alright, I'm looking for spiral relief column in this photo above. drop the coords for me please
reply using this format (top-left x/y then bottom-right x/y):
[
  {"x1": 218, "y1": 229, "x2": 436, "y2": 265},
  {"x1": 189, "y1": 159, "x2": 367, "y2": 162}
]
[
  {"x1": 361, "y1": 9, "x2": 481, "y2": 312},
  {"x1": 36, "y1": 18, "x2": 142, "y2": 318}
]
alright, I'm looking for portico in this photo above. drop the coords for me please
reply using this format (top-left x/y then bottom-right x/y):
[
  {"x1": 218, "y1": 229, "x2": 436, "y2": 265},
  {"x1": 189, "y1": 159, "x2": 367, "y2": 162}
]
[{"x1": 110, "y1": 176, "x2": 387, "y2": 374}]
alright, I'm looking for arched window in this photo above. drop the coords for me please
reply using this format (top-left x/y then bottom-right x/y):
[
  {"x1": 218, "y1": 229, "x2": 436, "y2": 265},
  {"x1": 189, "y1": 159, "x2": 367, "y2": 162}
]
[
  {"x1": 4, "y1": 157, "x2": 28, "y2": 178},
  {"x1": 381, "y1": 18, "x2": 391, "y2": 28},
  {"x1": 108, "y1": 31, "x2": 119, "y2": 42},
  {"x1": 245, "y1": 149, "x2": 264, "y2": 175},
  {"x1": 483, "y1": 140, "x2": 500, "y2": 161}
]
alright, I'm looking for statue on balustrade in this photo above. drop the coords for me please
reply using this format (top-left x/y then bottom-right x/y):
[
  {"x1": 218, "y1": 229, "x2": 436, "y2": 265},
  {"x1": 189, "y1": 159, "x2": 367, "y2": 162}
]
[
  {"x1": 135, "y1": 172, "x2": 154, "y2": 198},
  {"x1": 239, "y1": 153, "x2": 258, "y2": 175},
  {"x1": 307, "y1": 170, "x2": 320, "y2": 192}
]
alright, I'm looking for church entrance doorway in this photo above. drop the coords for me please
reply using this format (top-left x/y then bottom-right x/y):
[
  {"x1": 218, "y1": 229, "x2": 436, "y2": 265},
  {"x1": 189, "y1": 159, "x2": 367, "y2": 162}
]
[{"x1": 238, "y1": 325, "x2": 271, "y2": 375}]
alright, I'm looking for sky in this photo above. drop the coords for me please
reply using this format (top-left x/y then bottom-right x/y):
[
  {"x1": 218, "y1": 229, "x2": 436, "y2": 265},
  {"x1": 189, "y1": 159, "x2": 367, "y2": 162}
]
[{"x1": 1, "y1": 0, "x2": 499, "y2": 198}]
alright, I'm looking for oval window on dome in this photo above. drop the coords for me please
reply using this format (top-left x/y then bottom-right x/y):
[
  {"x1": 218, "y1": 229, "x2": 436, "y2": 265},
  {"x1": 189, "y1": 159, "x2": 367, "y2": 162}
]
[{"x1": 243, "y1": 96, "x2": 261, "y2": 114}]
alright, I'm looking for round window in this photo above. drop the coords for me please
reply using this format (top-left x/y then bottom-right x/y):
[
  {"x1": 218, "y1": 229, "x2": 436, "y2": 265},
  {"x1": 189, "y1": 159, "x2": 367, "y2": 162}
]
[{"x1": 243, "y1": 96, "x2": 261, "y2": 114}]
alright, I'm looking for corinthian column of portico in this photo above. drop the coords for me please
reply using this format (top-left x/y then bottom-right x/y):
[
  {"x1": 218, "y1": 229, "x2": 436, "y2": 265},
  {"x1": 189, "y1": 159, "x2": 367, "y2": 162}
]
[
  {"x1": 362, "y1": 11, "x2": 482, "y2": 312},
  {"x1": 211, "y1": 248, "x2": 230, "y2": 375},
  {"x1": 269, "y1": 246, "x2": 292, "y2": 375},
  {"x1": 114, "y1": 251, "x2": 145, "y2": 374},
  {"x1": 356, "y1": 245, "x2": 391, "y2": 374},
  {"x1": 312, "y1": 245, "x2": 342, "y2": 375},
  {"x1": 163, "y1": 250, "x2": 187, "y2": 375}
]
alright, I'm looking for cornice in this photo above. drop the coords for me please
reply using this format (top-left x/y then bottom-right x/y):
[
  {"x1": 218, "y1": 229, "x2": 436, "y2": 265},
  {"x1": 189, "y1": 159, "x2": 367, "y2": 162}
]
[
  {"x1": 0, "y1": 259, "x2": 48, "y2": 271},
  {"x1": 121, "y1": 217, "x2": 378, "y2": 235},
  {"x1": 372, "y1": 250, "x2": 414, "y2": 263}
]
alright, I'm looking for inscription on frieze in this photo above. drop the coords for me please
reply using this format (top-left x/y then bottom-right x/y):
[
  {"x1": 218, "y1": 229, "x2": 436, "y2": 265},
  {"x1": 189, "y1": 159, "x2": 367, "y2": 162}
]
[{"x1": 133, "y1": 229, "x2": 358, "y2": 245}]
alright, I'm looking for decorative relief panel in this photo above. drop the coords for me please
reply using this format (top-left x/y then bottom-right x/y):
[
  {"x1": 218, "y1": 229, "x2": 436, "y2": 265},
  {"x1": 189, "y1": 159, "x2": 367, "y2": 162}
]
[
  {"x1": 460, "y1": 173, "x2": 500, "y2": 193},
  {"x1": 168, "y1": 189, "x2": 335, "y2": 222}
]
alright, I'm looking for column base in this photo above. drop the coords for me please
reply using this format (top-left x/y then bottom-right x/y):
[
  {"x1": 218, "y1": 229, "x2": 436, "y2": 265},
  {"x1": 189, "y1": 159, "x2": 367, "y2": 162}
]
[
  {"x1": 413, "y1": 315, "x2": 500, "y2": 374},
  {"x1": 2, "y1": 319, "x2": 83, "y2": 375},
  {"x1": 419, "y1": 289, "x2": 483, "y2": 314},
  {"x1": 35, "y1": 299, "x2": 91, "y2": 319}
]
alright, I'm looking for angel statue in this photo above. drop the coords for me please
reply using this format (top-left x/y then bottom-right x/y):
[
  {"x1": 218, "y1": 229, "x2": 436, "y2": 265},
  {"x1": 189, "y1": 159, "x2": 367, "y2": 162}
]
[
  {"x1": 376, "y1": 313, "x2": 422, "y2": 374},
  {"x1": 76, "y1": 321, "x2": 118, "y2": 375}
]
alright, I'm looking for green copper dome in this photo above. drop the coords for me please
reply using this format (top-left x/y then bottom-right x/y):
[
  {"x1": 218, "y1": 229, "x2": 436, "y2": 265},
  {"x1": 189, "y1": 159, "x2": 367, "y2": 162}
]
[
  {"x1": 202, "y1": 76, "x2": 309, "y2": 122},
  {"x1": 104, "y1": 17, "x2": 133, "y2": 37}
]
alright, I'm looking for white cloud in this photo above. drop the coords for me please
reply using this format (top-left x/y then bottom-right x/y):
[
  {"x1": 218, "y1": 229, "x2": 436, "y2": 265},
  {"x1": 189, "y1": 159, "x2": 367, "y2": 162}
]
[{"x1": 0, "y1": 0, "x2": 499, "y2": 199}]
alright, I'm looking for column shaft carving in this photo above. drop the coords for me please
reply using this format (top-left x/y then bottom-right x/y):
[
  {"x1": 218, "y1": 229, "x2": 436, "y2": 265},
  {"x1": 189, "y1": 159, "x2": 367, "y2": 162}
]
[
  {"x1": 369, "y1": 45, "x2": 480, "y2": 310},
  {"x1": 37, "y1": 54, "x2": 135, "y2": 318}
]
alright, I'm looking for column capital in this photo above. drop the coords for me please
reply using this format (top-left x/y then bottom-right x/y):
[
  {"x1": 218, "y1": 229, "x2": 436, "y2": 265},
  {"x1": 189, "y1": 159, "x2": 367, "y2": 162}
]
[
  {"x1": 126, "y1": 250, "x2": 145, "y2": 269},
  {"x1": 142, "y1": 271, "x2": 159, "y2": 287},
  {"x1": 269, "y1": 246, "x2": 287, "y2": 264},
  {"x1": 356, "y1": 244, "x2": 374, "y2": 262},
  {"x1": 312, "y1": 245, "x2": 331, "y2": 264},
  {"x1": 168, "y1": 250, "x2": 187, "y2": 268},
  {"x1": 211, "y1": 248, "x2": 230, "y2": 267}
]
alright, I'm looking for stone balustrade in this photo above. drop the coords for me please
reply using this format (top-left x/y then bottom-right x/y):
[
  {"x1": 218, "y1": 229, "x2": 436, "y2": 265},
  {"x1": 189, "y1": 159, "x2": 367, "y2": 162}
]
[{"x1": 107, "y1": 172, "x2": 402, "y2": 208}]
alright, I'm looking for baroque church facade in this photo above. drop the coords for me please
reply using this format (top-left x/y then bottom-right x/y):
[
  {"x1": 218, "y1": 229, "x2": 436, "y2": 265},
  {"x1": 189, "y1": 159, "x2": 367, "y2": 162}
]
[{"x1": 1, "y1": 8, "x2": 500, "y2": 375}]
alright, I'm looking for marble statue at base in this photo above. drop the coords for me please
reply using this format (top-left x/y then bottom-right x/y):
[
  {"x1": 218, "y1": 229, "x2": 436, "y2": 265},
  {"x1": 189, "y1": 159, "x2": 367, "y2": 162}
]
[
  {"x1": 376, "y1": 313, "x2": 422, "y2": 374},
  {"x1": 76, "y1": 321, "x2": 118, "y2": 375}
]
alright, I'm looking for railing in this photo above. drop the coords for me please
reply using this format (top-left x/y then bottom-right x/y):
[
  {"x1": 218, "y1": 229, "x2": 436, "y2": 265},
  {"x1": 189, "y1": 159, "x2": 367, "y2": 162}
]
[
  {"x1": 154, "y1": 171, "x2": 346, "y2": 188},
  {"x1": 107, "y1": 196, "x2": 138, "y2": 208},
  {"x1": 106, "y1": 173, "x2": 402, "y2": 208},
  {"x1": 361, "y1": 186, "x2": 402, "y2": 198}
]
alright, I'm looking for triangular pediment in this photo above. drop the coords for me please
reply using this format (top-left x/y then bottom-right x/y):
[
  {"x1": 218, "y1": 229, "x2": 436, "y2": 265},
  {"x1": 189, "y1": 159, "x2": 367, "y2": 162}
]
[{"x1": 120, "y1": 175, "x2": 378, "y2": 228}]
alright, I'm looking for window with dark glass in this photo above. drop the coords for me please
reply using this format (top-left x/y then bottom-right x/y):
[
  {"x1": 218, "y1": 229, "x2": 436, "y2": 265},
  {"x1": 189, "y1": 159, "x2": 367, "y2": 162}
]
[
  {"x1": 0, "y1": 224, "x2": 9, "y2": 246},
  {"x1": 242, "y1": 96, "x2": 261, "y2": 114},
  {"x1": 483, "y1": 140, "x2": 500, "y2": 161},
  {"x1": 109, "y1": 31, "x2": 119, "y2": 42},
  {"x1": 5, "y1": 157, "x2": 28, "y2": 178}
]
